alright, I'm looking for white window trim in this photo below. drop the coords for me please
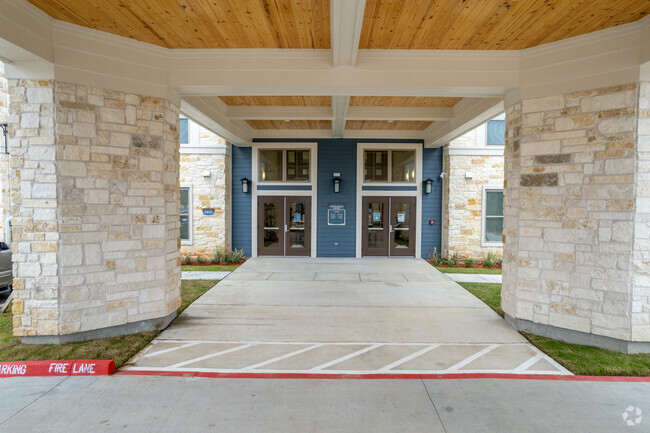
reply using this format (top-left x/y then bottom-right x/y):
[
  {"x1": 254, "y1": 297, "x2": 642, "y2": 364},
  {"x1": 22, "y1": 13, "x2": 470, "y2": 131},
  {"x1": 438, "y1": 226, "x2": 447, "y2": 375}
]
[
  {"x1": 481, "y1": 185, "x2": 504, "y2": 247},
  {"x1": 180, "y1": 184, "x2": 193, "y2": 245},
  {"x1": 361, "y1": 149, "x2": 418, "y2": 185},
  {"x1": 356, "y1": 142, "x2": 423, "y2": 258},
  {"x1": 251, "y1": 142, "x2": 318, "y2": 258},
  {"x1": 257, "y1": 145, "x2": 314, "y2": 184}
]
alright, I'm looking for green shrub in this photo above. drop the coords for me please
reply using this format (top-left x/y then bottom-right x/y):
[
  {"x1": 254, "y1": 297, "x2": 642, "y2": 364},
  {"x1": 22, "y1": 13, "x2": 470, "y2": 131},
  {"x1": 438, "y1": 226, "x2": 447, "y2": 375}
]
[
  {"x1": 221, "y1": 254, "x2": 231, "y2": 265},
  {"x1": 230, "y1": 249, "x2": 245, "y2": 264},
  {"x1": 464, "y1": 258, "x2": 475, "y2": 268},
  {"x1": 183, "y1": 256, "x2": 191, "y2": 265},
  {"x1": 446, "y1": 253, "x2": 459, "y2": 267},
  {"x1": 497, "y1": 258, "x2": 503, "y2": 267},
  {"x1": 213, "y1": 249, "x2": 224, "y2": 264},
  {"x1": 428, "y1": 248, "x2": 444, "y2": 267},
  {"x1": 484, "y1": 251, "x2": 496, "y2": 268},
  {"x1": 196, "y1": 256, "x2": 205, "y2": 265}
]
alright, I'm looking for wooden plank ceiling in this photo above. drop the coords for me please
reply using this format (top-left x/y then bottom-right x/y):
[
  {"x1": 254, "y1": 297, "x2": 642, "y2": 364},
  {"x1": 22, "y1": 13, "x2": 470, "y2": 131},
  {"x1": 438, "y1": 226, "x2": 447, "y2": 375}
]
[
  {"x1": 246, "y1": 120, "x2": 332, "y2": 130},
  {"x1": 350, "y1": 97, "x2": 461, "y2": 107},
  {"x1": 360, "y1": 0, "x2": 650, "y2": 50},
  {"x1": 27, "y1": 0, "x2": 331, "y2": 49},
  {"x1": 221, "y1": 96, "x2": 331, "y2": 106},
  {"x1": 28, "y1": 0, "x2": 649, "y2": 50},
  {"x1": 345, "y1": 121, "x2": 432, "y2": 130}
]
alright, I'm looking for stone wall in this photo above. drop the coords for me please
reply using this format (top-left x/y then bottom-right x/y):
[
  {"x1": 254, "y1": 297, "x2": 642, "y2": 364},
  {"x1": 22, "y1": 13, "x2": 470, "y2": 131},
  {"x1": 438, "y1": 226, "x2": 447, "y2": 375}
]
[
  {"x1": 441, "y1": 124, "x2": 504, "y2": 260},
  {"x1": 179, "y1": 144, "x2": 230, "y2": 260},
  {"x1": 502, "y1": 82, "x2": 650, "y2": 346},
  {"x1": 443, "y1": 150, "x2": 504, "y2": 260},
  {"x1": 8, "y1": 79, "x2": 181, "y2": 339}
]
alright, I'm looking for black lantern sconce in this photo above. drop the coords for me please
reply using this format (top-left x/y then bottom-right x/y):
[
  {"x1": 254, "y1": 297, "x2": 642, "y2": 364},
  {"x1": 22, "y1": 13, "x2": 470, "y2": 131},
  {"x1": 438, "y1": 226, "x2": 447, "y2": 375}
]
[
  {"x1": 424, "y1": 178, "x2": 433, "y2": 194},
  {"x1": 333, "y1": 176, "x2": 341, "y2": 193},
  {"x1": 241, "y1": 177, "x2": 250, "y2": 194}
]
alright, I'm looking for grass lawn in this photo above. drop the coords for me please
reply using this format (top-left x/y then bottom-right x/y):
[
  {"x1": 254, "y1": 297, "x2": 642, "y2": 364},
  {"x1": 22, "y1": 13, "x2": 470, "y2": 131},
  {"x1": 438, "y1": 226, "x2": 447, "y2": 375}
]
[
  {"x1": 457, "y1": 282, "x2": 650, "y2": 376},
  {"x1": 436, "y1": 267, "x2": 502, "y2": 275},
  {"x1": 0, "y1": 279, "x2": 218, "y2": 369},
  {"x1": 182, "y1": 265, "x2": 239, "y2": 272}
]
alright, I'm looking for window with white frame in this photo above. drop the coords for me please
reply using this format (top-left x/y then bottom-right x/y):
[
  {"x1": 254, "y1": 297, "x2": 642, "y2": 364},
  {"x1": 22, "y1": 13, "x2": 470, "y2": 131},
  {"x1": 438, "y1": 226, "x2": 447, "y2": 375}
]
[
  {"x1": 483, "y1": 189, "x2": 503, "y2": 243},
  {"x1": 180, "y1": 187, "x2": 191, "y2": 242},
  {"x1": 179, "y1": 118, "x2": 189, "y2": 144},
  {"x1": 486, "y1": 117, "x2": 505, "y2": 146},
  {"x1": 364, "y1": 149, "x2": 416, "y2": 183},
  {"x1": 259, "y1": 149, "x2": 310, "y2": 182}
]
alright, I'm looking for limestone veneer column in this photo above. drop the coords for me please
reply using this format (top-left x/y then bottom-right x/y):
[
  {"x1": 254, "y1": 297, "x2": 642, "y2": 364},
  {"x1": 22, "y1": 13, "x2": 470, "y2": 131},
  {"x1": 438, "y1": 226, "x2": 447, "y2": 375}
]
[{"x1": 8, "y1": 79, "x2": 181, "y2": 343}]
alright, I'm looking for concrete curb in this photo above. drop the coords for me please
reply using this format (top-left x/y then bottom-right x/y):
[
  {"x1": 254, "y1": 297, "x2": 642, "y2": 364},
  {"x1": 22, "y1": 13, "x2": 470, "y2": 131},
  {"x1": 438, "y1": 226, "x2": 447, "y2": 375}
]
[{"x1": 0, "y1": 360, "x2": 115, "y2": 377}]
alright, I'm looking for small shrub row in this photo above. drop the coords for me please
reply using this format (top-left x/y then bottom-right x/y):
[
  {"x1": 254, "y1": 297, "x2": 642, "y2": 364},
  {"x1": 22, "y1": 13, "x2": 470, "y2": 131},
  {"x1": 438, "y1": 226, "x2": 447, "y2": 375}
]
[
  {"x1": 182, "y1": 248, "x2": 246, "y2": 266},
  {"x1": 428, "y1": 249, "x2": 502, "y2": 268}
]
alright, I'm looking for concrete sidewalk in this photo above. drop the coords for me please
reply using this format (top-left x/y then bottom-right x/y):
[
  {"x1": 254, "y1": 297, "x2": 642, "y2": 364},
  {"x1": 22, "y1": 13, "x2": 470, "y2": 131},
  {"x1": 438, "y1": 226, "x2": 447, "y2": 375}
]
[
  {"x1": 181, "y1": 271, "x2": 230, "y2": 280},
  {"x1": 445, "y1": 273, "x2": 502, "y2": 283},
  {"x1": 126, "y1": 258, "x2": 565, "y2": 376},
  {"x1": 0, "y1": 375, "x2": 647, "y2": 432}
]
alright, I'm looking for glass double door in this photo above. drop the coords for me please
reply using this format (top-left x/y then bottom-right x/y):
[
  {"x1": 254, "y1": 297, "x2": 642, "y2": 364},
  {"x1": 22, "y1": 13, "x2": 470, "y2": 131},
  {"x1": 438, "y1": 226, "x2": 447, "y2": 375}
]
[
  {"x1": 362, "y1": 196, "x2": 416, "y2": 257},
  {"x1": 257, "y1": 196, "x2": 311, "y2": 256}
]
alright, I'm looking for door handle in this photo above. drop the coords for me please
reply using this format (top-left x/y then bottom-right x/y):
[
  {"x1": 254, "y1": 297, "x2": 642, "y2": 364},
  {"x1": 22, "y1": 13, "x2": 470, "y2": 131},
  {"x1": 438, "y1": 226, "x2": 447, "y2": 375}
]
[
  {"x1": 389, "y1": 225, "x2": 393, "y2": 233},
  {"x1": 284, "y1": 224, "x2": 288, "y2": 233}
]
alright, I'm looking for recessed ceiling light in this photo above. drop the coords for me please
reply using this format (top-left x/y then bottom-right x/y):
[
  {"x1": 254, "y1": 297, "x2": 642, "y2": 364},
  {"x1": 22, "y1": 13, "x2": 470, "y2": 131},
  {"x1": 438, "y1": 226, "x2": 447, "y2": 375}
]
[
  {"x1": 284, "y1": 120, "x2": 291, "y2": 122},
  {"x1": 387, "y1": 120, "x2": 394, "y2": 123}
]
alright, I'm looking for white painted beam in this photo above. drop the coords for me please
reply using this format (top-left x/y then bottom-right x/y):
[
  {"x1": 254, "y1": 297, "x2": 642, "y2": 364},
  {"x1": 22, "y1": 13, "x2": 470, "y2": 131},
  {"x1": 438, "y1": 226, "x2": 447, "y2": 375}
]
[
  {"x1": 331, "y1": 0, "x2": 366, "y2": 67},
  {"x1": 227, "y1": 106, "x2": 333, "y2": 120},
  {"x1": 346, "y1": 106, "x2": 453, "y2": 121},
  {"x1": 424, "y1": 98, "x2": 504, "y2": 147},
  {"x1": 332, "y1": 96, "x2": 350, "y2": 138},
  {"x1": 181, "y1": 97, "x2": 253, "y2": 146},
  {"x1": 343, "y1": 130, "x2": 425, "y2": 140}
]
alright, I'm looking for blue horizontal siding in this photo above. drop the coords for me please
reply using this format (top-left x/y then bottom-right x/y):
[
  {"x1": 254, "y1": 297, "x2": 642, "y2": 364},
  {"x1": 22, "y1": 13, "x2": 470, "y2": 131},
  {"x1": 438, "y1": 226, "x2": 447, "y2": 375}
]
[
  {"x1": 257, "y1": 185, "x2": 312, "y2": 191},
  {"x1": 231, "y1": 146, "x2": 252, "y2": 256},
  {"x1": 421, "y1": 147, "x2": 443, "y2": 259}
]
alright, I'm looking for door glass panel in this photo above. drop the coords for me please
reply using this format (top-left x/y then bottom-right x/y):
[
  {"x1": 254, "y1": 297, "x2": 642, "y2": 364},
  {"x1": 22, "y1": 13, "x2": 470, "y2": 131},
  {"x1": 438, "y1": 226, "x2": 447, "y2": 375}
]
[
  {"x1": 367, "y1": 201, "x2": 384, "y2": 249},
  {"x1": 287, "y1": 201, "x2": 306, "y2": 249},
  {"x1": 263, "y1": 202, "x2": 281, "y2": 248},
  {"x1": 286, "y1": 150, "x2": 310, "y2": 181},
  {"x1": 392, "y1": 202, "x2": 410, "y2": 249}
]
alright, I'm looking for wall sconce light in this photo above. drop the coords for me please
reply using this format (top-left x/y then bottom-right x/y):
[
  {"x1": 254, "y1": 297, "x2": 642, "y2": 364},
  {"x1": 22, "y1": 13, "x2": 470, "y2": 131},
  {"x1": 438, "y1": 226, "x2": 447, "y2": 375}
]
[
  {"x1": 424, "y1": 178, "x2": 433, "y2": 194},
  {"x1": 241, "y1": 177, "x2": 250, "y2": 194},
  {"x1": 333, "y1": 176, "x2": 341, "y2": 193}
]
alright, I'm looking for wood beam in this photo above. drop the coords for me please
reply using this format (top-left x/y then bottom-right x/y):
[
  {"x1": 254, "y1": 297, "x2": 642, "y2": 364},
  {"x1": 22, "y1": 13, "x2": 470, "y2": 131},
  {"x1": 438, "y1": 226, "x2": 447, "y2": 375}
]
[
  {"x1": 424, "y1": 98, "x2": 504, "y2": 147},
  {"x1": 332, "y1": 96, "x2": 350, "y2": 138},
  {"x1": 331, "y1": 0, "x2": 366, "y2": 67},
  {"x1": 181, "y1": 96, "x2": 252, "y2": 146}
]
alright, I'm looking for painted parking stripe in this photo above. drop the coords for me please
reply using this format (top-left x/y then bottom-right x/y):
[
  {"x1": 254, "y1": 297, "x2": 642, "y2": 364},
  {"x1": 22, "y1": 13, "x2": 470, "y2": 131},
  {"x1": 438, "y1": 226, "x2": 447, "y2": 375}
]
[
  {"x1": 378, "y1": 344, "x2": 440, "y2": 371},
  {"x1": 310, "y1": 344, "x2": 384, "y2": 371},
  {"x1": 143, "y1": 342, "x2": 201, "y2": 358},
  {"x1": 242, "y1": 343, "x2": 324, "y2": 370},
  {"x1": 167, "y1": 343, "x2": 255, "y2": 369}
]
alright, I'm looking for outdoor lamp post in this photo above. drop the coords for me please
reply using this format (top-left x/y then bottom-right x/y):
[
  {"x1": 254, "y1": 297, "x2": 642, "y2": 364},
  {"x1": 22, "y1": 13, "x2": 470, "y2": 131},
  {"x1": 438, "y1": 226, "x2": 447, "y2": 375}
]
[
  {"x1": 424, "y1": 178, "x2": 433, "y2": 194},
  {"x1": 241, "y1": 177, "x2": 250, "y2": 193}
]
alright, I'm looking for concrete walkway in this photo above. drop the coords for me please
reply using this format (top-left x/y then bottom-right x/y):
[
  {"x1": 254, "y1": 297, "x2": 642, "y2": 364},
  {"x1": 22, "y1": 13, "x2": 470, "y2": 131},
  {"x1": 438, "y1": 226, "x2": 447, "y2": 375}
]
[
  {"x1": 0, "y1": 375, "x2": 647, "y2": 432},
  {"x1": 445, "y1": 273, "x2": 502, "y2": 283},
  {"x1": 126, "y1": 258, "x2": 567, "y2": 376}
]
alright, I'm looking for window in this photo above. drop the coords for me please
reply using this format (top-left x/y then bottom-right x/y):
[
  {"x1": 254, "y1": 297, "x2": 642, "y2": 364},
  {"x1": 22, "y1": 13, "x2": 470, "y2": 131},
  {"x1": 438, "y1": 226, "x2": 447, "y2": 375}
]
[
  {"x1": 179, "y1": 118, "x2": 189, "y2": 144},
  {"x1": 483, "y1": 189, "x2": 503, "y2": 243},
  {"x1": 486, "y1": 119, "x2": 505, "y2": 146},
  {"x1": 180, "y1": 187, "x2": 191, "y2": 242},
  {"x1": 364, "y1": 150, "x2": 416, "y2": 183},
  {"x1": 259, "y1": 149, "x2": 310, "y2": 182}
]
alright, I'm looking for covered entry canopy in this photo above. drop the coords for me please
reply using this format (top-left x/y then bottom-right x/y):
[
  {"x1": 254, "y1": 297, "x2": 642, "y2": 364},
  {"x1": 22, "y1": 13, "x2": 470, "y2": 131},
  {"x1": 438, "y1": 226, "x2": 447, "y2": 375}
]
[{"x1": 4, "y1": 0, "x2": 649, "y2": 145}]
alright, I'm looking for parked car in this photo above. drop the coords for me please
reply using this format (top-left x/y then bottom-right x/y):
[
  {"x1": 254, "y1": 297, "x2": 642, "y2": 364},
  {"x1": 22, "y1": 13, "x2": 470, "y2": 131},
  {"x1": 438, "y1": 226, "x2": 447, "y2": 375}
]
[{"x1": 0, "y1": 242, "x2": 11, "y2": 298}]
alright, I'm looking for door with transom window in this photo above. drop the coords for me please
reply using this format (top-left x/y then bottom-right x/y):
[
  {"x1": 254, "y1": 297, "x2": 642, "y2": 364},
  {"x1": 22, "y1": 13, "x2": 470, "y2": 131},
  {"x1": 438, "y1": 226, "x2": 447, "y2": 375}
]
[
  {"x1": 362, "y1": 196, "x2": 416, "y2": 257},
  {"x1": 257, "y1": 196, "x2": 311, "y2": 256}
]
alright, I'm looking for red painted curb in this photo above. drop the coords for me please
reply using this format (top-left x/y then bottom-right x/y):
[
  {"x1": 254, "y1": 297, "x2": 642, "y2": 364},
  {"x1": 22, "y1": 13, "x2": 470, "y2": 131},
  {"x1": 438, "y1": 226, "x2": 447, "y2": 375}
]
[
  {"x1": 115, "y1": 370, "x2": 650, "y2": 382},
  {"x1": 0, "y1": 360, "x2": 115, "y2": 378}
]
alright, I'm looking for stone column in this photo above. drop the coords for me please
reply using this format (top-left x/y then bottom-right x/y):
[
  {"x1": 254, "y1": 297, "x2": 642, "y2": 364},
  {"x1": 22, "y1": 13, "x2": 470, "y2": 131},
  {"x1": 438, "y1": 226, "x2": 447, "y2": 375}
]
[
  {"x1": 502, "y1": 82, "x2": 650, "y2": 353},
  {"x1": 8, "y1": 79, "x2": 181, "y2": 342}
]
